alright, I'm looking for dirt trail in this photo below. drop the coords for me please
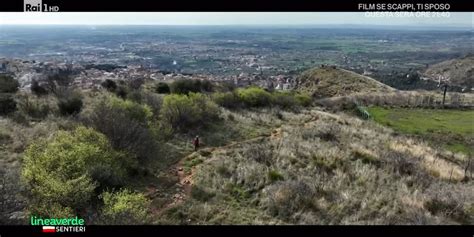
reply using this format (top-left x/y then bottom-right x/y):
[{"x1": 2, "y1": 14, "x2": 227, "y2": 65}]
[{"x1": 150, "y1": 114, "x2": 323, "y2": 216}]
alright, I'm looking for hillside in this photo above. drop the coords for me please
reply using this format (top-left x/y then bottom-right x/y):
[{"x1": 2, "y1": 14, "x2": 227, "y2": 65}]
[
  {"x1": 295, "y1": 66, "x2": 394, "y2": 98},
  {"x1": 423, "y1": 55, "x2": 474, "y2": 89},
  {"x1": 1, "y1": 73, "x2": 472, "y2": 226},
  {"x1": 156, "y1": 108, "x2": 473, "y2": 224}
]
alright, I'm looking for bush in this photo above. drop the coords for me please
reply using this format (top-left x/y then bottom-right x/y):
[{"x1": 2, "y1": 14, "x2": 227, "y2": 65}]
[
  {"x1": 30, "y1": 80, "x2": 49, "y2": 96},
  {"x1": 57, "y1": 91, "x2": 83, "y2": 116},
  {"x1": 160, "y1": 93, "x2": 219, "y2": 131},
  {"x1": 43, "y1": 71, "x2": 74, "y2": 96},
  {"x1": 15, "y1": 93, "x2": 52, "y2": 119},
  {"x1": 128, "y1": 78, "x2": 145, "y2": 90},
  {"x1": 264, "y1": 181, "x2": 315, "y2": 218},
  {"x1": 155, "y1": 82, "x2": 170, "y2": 94},
  {"x1": 22, "y1": 127, "x2": 127, "y2": 216},
  {"x1": 169, "y1": 79, "x2": 214, "y2": 94},
  {"x1": 0, "y1": 75, "x2": 19, "y2": 93},
  {"x1": 237, "y1": 87, "x2": 272, "y2": 107},
  {"x1": 29, "y1": 202, "x2": 75, "y2": 219},
  {"x1": 220, "y1": 81, "x2": 237, "y2": 92},
  {"x1": 100, "y1": 189, "x2": 150, "y2": 225},
  {"x1": 115, "y1": 85, "x2": 128, "y2": 99},
  {"x1": 191, "y1": 186, "x2": 215, "y2": 202},
  {"x1": 295, "y1": 94, "x2": 312, "y2": 107},
  {"x1": 82, "y1": 96, "x2": 156, "y2": 162},
  {"x1": 170, "y1": 79, "x2": 202, "y2": 95},
  {"x1": 200, "y1": 80, "x2": 214, "y2": 92},
  {"x1": 272, "y1": 92, "x2": 298, "y2": 110},
  {"x1": 0, "y1": 94, "x2": 17, "y2": 115},
  {"x1": 0, "y1": 167, "x2": 27, "y2": 224},
  {"x1": 101, "y1": 79, "x2": 117, "y2": 92},
  {"x1": 212, "y1": 92, "x2": 241, "y2": 109},
  {"x1": 268, "y1": 170, "x2": 284, "y2": 182},
  {"x1": 107, "y1": 96, "x2": 153, "y2": 125},
  {"x1": 127, "y1": 90, "x2": 143, "y2": 104},
  {"x1": 141, "y1": 92, "x2": 163, "y2": 118}
]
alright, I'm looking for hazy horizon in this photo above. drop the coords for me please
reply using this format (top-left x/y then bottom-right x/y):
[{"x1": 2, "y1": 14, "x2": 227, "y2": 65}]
[{"x1": 0, "y1": 12, "x2": 472, "y2": 28}]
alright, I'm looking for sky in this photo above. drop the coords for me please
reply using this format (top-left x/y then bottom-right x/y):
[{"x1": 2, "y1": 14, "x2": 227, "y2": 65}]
[{"x1": 0, "y1": 12, "x2": 472, "y2": 27}]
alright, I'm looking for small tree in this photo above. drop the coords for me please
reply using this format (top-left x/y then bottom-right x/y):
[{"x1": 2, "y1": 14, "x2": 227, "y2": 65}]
[
  {"x1": 101, "y1": 79, "x2": 117, "y2": 92},
  {"x1": 43, "y1": 71, "x2": 74, "y2": 96},
  {"x1": 237, "y1": 87, "x2": 272, "y2": 107},
  {"x1": 201, "y1": 80, "x2": 214, "y2": 92},
  {"x1": 0, "y1": 94, "x2": 17, "y2": 115},
  {"x1": 160, "y1": 93, "x2": 219, "y2": 131},
  {"x1": 212, "y1": 91, "x2": 241, "y2": 109},
  {"x1": 31, "y1": 80, "x2": 49, "y2": 96},
  {"x1": 57, "y1": 90, "x2": 83, "y2": 116},
  {"x1": 0, "y1": 75, "x2": 19, "y2": 93},
  {"x1": 155, "y1": 82, "x2": 170, "y2": 94},
  {"x1": 170, "y1": 79, "x2": 201, "y2": 94},
  {"x1": 128, "y1": 78, "x2": 145, "y2": 90},
  {"x1": 82, "y1": 96, "x2": 156, "y2": 162}
]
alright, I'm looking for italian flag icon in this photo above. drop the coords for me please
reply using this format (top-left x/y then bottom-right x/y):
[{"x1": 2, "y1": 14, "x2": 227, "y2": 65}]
[{"x1": 42, "y1": 226, "x2": 56, "y2": 233}]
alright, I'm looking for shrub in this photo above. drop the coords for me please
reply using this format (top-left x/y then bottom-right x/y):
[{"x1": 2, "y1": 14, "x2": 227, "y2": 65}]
[
  {"x1": 155, "y1": 82, "x2": 170, "y2": 94},
  {"x1": 268, "y1": 170, "x2": 284, "y2": 182},
  {"x1": 191, "y1": 186, "x2": 215, "y2": 202},
  {"x1": 101, "y1": 79, "x2": 117, "y2": 92},
  {"x1": 115, "y1": 85, "x2": 128, "y2": 99},
  {"x1": 160, "y1": 94, "x2": 196, "y2": 131},
  {"x1": 200, "y1": 80, "x2": 214, "y2": 92},
  {"x1": 189, "y1": 92, "x2": 220, "y2": 122},
  {"x1": 22, "y1": 127, "x2": 127, "y2": 216},
  {"x1": 169, "y1": 79, "x2": 214, "y2": 94},
  {"x1": 0, "y1": 167, "x2": 27, "y2": 224},
  {"x1": 43, "y1": 71, "x2": 74, "y2": 96},
  {"x1": 128, "y1": 78, "x2": 145, "y2": 90},
  {"x1": 295, "y1": 94, "x2": 312, "y2": 107},
  {"x1": 57, "y1": 90, "x2": 83, "y2": 116},
  {"x1": 29, "y1": 202, "x2": 75, "y2": 219},
  {"x1": 264, "y1": 181, "x2": 315, "y2": 218},
  {"x1": 127, "y1": 90, "x2": 143, "y2": 104},
  {"x1": 141, "y1": 92, "x2": 163, "y2": 118},
  {"x1": 237, "y1": 87, "x2": 272, "y2": 107},
  {"x1": 30, "y1": 80, "x2": 49, "y2": 96},
  {"x1": 220, "y1": 81, "x2": 237, "y2": 92},
  {"x1": 0, "y1": 94, "x2": 17, "y2": 115},
  {"x1": 15, "y1": 93, "x2": 52, "y2": 119},
  {"x1": 170, "y1": 79, "x2": 202, "y2": 95},
  {"x1": 212, "y1": 92, "x2": 241, "y2": 109},
  {"x1": 272, "y1": 92, "x2": 298, "y2": 110},
  {"x1": 0, "y1": 75, "x2": 19, "y2": 93},
  {"x1": 100, "y1": 189, "x2": 150, "y2": 225},
  {"x1": 82, "y1": 96, "x2": 156, "y2": 162},
  {"x1": 160, "y1": 93, "x2": 219, "y2": 131},
  {"x1": 107, "y1": 96, "x2": 153, "y2": 125}
]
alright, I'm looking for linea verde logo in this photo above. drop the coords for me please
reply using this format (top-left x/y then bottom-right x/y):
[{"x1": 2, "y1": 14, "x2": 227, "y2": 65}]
[{"x1": 31, "y1": 216, "x2": 86, "y2": 233}]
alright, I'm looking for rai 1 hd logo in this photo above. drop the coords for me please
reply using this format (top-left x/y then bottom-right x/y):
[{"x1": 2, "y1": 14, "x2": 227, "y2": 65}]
[{"x1": 24, "y1": 0, "x2": 60, "y2": 12}]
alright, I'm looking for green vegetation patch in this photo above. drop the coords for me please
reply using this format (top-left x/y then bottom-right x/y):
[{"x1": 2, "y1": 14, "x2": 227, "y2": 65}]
[{"x1": 368, "y1": 107, "x2": 474, "y2": 155}]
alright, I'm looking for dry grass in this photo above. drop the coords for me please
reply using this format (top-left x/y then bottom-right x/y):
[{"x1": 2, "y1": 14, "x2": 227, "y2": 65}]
[{"x1": 158, "y1": 108, "x2": 473, "y2": 225}]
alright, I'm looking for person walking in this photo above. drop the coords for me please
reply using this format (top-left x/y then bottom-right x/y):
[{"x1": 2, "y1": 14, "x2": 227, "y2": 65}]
[{"x1": 193, "y1": 135, "x2": 200, "y2": 151}]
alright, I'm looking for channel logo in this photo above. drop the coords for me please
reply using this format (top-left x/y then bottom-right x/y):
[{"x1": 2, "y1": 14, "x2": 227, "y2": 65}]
[
  {"x1": 24, "y1": 0, "x2": 42, "y2": 12},
  {"x1": 31, "y1": 216, "x2": 86, "y2": 233}
]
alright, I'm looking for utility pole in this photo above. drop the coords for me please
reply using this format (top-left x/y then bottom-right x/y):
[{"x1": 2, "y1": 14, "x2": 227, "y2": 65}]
[{"x1": 442, "y1": 84, "x2": 448, "y2": 107}]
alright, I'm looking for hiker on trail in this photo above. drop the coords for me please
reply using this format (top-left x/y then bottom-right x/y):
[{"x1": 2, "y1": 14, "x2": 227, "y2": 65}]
[{"x1": 193, "y1": 135, "x2": 200, "y2": 151}]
